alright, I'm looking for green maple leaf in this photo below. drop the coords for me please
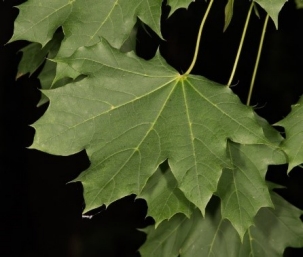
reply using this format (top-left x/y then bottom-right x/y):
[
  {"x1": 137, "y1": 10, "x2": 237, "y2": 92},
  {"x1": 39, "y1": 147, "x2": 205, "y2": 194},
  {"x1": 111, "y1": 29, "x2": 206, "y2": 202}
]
[
  {"x1": 36, "y1": 32, "x2": 71, "y2": 106},
  {"x1": 9, "y1": 0, "x2": 167, "y2": 48},
  {"x1": 10, "y1": 0, "x2": 163, "y2": 85},
  {"x1": 216, "y1": 116, "x2": 286, "y2": 239},
  {"x1": 9, "y1": 0, "x2": 73, "y2": 46},
  {"x1": 139, "y1": 167, "x2": 195, "y2": 227},
  {"x1": 253, "y1": 0, "x2": 287, "y2": 28},
  {"x1": 30, "y1": 39, "x2": 278, "y2": 216},
  {"x1": 276, "y1": 96, "x2": 303, "y2": 172},
  {"x1": 56, "y1": 0, "x2": 162, "y2": 58},
  {"x1": 16, "y1": 38, "x2": 56, "y2": 79},
  {"x1": 166, "y1": 0, "x2": 194, "y2": 16},
  {"x1": 217, "y1": 141, "x2": 285, "y2": 240},
  {"x1": 140, "y1": 189, "x2": 303, "y2": 257}
]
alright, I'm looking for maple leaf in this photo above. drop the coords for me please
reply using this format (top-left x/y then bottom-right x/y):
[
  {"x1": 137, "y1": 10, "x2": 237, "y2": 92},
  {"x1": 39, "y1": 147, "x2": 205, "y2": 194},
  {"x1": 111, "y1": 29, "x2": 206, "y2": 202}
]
[
  {"x1": 166, "y1": 0, "x2": 194, "y2": 16},
  {"x1": 36, "y1": 31, "x2": 72, "y2": 106},
  {"x1": 9, "y1": 0, "x2": 170, "y2": 48},
  {"x1": 138, "y1": 118, "x2": 286, "y2": 235},
  {"x1": 140, "y1": 188, "x2": 303, "y2": 257},
  {"x1": 139, "y1": 167, "x2": 195, "y2": 227},
  {"x1": 276, "y1": 96, "x2": 303, "y2": 172},
  {"x1": 216, "y1": 116, "x2": 286, "y2": 239},
  {"x1": 253, "y1": 0, "x2": 287, "y2": 28},
  {"x1": 9, "y1": 0, "x2": 73, "y2": 46},
  {"x1": 30, "y1": 39, "x2": 278, "y2": 216},
  {"x1": 16, "y1": 32, "x2": 61, "y2": 78}
]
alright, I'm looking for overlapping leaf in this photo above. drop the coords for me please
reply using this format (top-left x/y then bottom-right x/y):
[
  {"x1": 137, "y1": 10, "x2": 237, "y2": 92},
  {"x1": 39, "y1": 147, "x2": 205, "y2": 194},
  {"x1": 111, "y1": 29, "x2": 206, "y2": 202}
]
[
  {"x1": 56, "y1": 0, "x2": 162, "y2": 58},
  {"x1": 216, "y1": 117, "x2": 286, "y2": 239},
  {"x1": 139, "y1": 167, "x2": 195, "y2": 227},
  {"x1": 10, "y1": 0, "x2": 163, "y2": 48},
  {"x1": 9, "y1": 0, "x2": 73, "y2": 46},
  {"x1": 30, "y1": 39, "x2": 278, "y2": 216},
  {"x1": 276, "y1": 96, "x2": 303, "y2": 171},
  {"x1": 140, "y1": 189, "x2": 303, "y2": 257},
  {"x1": 17, "y1": 32, "x2": 62, "y2": 78},
  {"x1": 36, "y1": 32, "x2": 71, "y2": 106},
  {"x1": 217, "y1": 142, "x2": 285, "y2": 239}
]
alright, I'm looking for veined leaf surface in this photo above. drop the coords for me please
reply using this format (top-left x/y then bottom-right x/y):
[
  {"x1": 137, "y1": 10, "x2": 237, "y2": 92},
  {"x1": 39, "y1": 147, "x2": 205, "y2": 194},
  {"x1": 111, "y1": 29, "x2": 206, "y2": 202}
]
[
  {"x1": 140, "y1": 189, "x2": 303, "y2": 257},
  {"x1": 276, "y1": 96, "x2": 303, "y2": 171},
  {"x1": 30, "y1": 39, "x2": 278, "y2": 216},
  {"x1": 139, "y1": 167, "x2": 195, "y2": 227},
  {"x1": 217, "y1": 140, "x2": 285, "y2": 239}
]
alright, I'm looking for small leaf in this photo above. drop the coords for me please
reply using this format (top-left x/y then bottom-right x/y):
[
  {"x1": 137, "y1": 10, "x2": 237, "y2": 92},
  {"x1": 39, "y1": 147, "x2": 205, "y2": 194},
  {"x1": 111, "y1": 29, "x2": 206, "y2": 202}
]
[
  {"x1": 140, "y1": 189, "x2": 303, "y2": 257},
  {"x1": 253, "y1": 0, "x2": 287, "y2": 29},
  {"x1": 223, "y1": 0, "x2": 234, "y2": 31},
  {"x1": 276, "y1": 96, "x2": 303, "y2": 172},
  {"x1": 139, "y1": 167, "x2": 194, "y2": 227},
  {"x1": 167, "y1": 0, "x2": 194, "y2": 17}
]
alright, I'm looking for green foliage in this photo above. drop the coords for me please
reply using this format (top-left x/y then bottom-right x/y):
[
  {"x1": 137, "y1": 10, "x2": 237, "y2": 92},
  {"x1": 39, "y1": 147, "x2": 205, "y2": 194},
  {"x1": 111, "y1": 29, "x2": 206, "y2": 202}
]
[
  {"x1": 276, "y1": 96, "x2": 303, "y2": 172},
  {"x1": 140, "y1": 188, "x2": 303, "y2": 257},
  {"x1": 11, "y1": 0, "x2": 303, "y2": 256},
  {"x1": 224, "y1": 0, "x2": 235, "y2": 31},
  {"x1": 296, "y1": 0, "x2": 303, "y2": 9},
  {"x1": 253, "y1": 0, "x2": 287, "y2": 28}
]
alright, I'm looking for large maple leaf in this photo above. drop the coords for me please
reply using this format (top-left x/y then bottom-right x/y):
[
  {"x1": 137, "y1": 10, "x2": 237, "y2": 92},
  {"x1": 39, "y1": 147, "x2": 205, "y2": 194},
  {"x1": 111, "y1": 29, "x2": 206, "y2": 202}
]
[{"x1": 30, "y1": 39, "x2": 279, "y2": 216}]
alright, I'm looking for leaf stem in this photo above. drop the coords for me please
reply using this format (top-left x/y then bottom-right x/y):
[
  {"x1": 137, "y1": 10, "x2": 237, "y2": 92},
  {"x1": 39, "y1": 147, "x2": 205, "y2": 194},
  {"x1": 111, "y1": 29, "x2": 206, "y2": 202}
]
[
  {"x1": 227, "y1": 2, "x2": 254, "y2": 87},
  {"x1": 246, "y1": 14, "x2": 269, "y2": 106},
  {"x1": 184, "y1": 0, "x2": 214, "y2": 75}
]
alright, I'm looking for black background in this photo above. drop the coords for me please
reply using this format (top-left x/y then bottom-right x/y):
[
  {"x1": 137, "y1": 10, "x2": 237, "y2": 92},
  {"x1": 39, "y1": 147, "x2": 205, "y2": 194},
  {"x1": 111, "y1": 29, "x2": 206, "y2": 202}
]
[{"x1": 1, "y1": 0, "x2": 303, "y2": 256}]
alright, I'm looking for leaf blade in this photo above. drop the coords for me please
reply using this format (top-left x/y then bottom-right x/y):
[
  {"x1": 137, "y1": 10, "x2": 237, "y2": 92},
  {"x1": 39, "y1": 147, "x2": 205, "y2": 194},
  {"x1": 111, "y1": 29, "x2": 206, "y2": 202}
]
[
  {"x1": 140, "y1": 189, "x2": 303, "y2": 257},
  {"x1": 31, "y1": 40, "x2": 277, "y2": 217},
  {"x1": 253, "y1": 0, "x2": 287, "y2": 28},
  {"x1": 276, "y1": 96, "x2": 303, "y2": 171}
]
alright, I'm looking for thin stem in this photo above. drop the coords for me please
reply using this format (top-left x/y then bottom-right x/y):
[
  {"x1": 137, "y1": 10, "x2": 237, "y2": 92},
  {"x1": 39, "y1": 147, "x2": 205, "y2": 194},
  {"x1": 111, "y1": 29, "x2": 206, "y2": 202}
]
[
  {"x1": 246, "y1": 14, "x2": 269, "y2": 106},
  {"x1": 184, "y1": 0, "x2": 214, "y2": 75},
  {"x1": 227, "y1": 2, "x2": 254, "y2": 87}
]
